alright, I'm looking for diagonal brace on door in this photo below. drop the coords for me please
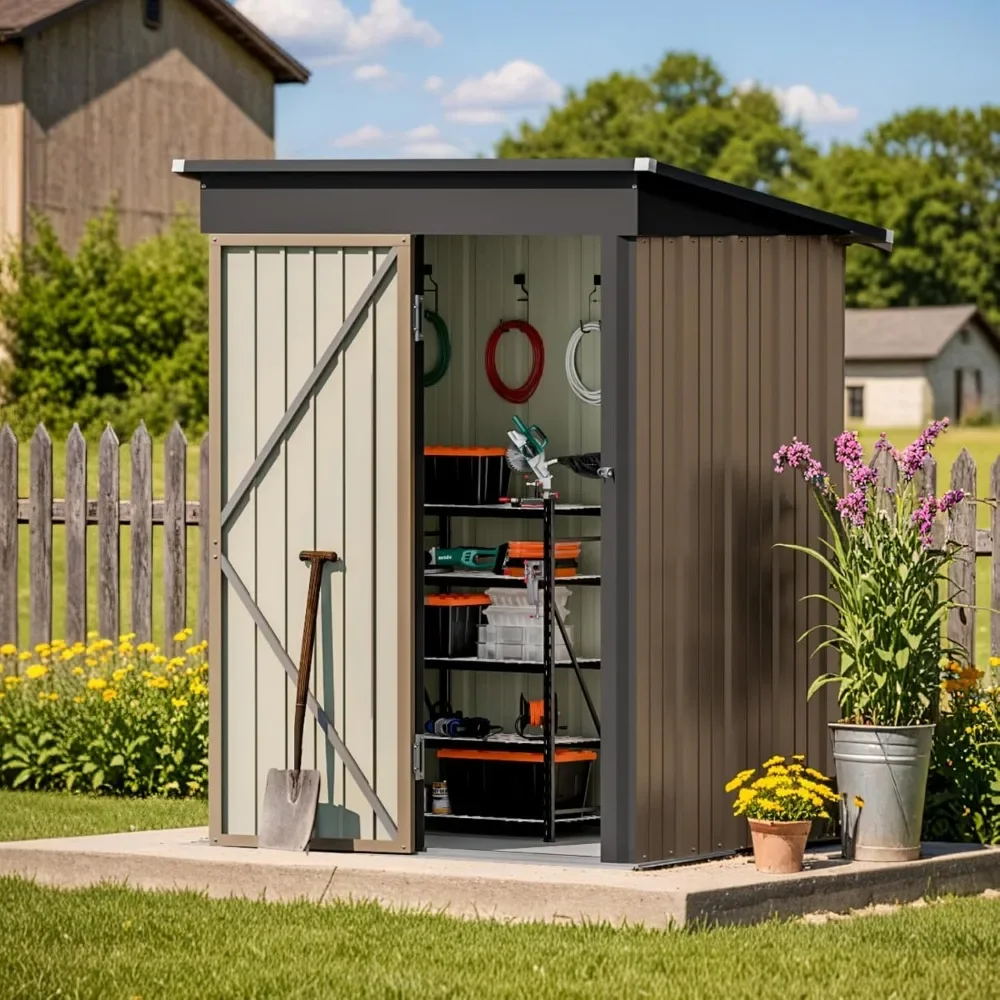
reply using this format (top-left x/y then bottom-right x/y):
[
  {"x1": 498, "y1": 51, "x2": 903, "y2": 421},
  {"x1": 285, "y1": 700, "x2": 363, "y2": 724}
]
[
  {"x1": 221, "y1": 248, "x2": 399, "y2": 528},
  {"x1": 220, "y1": 553, "x2": 398, "y2": 840}
]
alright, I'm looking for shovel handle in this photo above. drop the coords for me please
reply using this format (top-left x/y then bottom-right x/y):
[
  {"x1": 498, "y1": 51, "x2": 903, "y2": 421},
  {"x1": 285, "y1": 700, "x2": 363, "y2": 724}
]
[{"x1": 293, "y1": 550, "x2": 338, "y2": 772}]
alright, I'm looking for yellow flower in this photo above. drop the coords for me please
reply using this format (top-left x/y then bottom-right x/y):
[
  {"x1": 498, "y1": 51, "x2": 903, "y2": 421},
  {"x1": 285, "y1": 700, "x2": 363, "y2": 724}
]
[
  {"x1": 73, "y1": 695, "x2": 85, "y2": 703},
  {"x1": 118, "y1": 643, "x2": 133, "y2": 656},
  {"x1": 186, "y1": 645, "x2": 202, "y2": 656},
  {"x1": 136, "y1": 642, "x2": 157, "y2": 655},
  {"x1": 142, "y1": 670, "x2": 154, "y2": 679},
  {"x1": 0, "y1": 643, "x2": 15, "y2": 656},
  {"x1": 34, "y1": 643, "x2": 50, "y2": 656},
  {"x1": 172, "y1": 697, "x2": 188, "y2": 708},
  {"x1": 762, "y1": 755, "x2": 785, "y2": 768},
  {"x1": 47, "y1": 692, "x2": 59, "y2": 702},
  {"x1": 151, "y1": 655, "x2": 167, "y2": 666},
  {"x1": 103, "y1": 688, "x2": 117, "y2": 701},
  {"x1": 757, "y1": 798, "x2": 780, "y2": 811},
  {"x1": 766, "y1": 765, "x2": 789, "y2": 776},
  {"x1": 804, "y1": 767, "x2": 830, "y2": 781},
  {"x1": 791, "y1": 754, "x2": 806, "y2": 761},
  {"x1": 966, "y1": 726, "x2": 974, "y2": 735},
  {"x1": 119, "y1": 633, "x2": 136, "y2": 643},
  {"x1": 72, "y1": 666, "x2": 84, "y2": 677},
  {"x1": 173, "y1": 630, "x2": 187, "y2": 643},
  {"x1": 88, "y1": 677, "x2": 108, "y2": 690},
  {"x1": 112, "y1": 668, "x2": 128, "y2": 683},
  {"x1": 147, "y1": 677, "x2": 169, "y2": 690},
  {"x1": 18, "y1": 651, "x2": 31, "y2": 661},
  {"x1": 61, "y1": 649, "x2": 74, "y2": 661},
  {"x1": 25, "y1": 664, "x2": 48, "y2": 680},
  {"x1": 725, "y1": 769, "x2": 755, "y2": 793},
  {"x1": 51, "y1": 639, "x2": 65, "y2": 650},
  {"x1": 85, "y1": 658, "x2": 97, "y2": 668},
  {"x1": 87, "y1": 631, "x2": 98, "y2": 640},
  {"x1": 4, "y1": 675, "x2": 20, "y2": 687},
  {"x1": 854, "y1": 795, "x2": 865, "y2": 809},
  {"x1": 991, "y1": 657, "x2": 1000, "y2": 667},
  {"x1": 189, "y1": 680, "x2": 208, "y2": 696}
]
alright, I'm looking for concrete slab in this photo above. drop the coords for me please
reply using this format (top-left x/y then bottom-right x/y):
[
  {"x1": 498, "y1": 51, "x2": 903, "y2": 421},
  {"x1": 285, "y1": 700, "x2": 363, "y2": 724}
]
[{"x1": 1, "y1": 828, "x2": 999, "y2": 928}]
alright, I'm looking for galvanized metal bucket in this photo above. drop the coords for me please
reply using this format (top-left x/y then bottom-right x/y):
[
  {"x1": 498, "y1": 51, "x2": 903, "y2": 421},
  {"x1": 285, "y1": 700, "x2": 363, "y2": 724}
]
[{"x1": 830, "y1": 722, "x2": 935, "y2": 862}]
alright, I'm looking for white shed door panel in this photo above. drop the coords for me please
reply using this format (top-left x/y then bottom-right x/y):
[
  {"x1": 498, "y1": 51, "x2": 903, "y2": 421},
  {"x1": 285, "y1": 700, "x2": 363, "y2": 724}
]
[{"x1": 212, "y1": 237, "x2": 415, "y2": 853}]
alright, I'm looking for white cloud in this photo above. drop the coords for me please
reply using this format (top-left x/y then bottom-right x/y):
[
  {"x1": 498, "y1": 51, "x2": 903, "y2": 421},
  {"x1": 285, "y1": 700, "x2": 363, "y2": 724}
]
[
  {"x1": 333, "y1": 124, "x2": 386, "y2": 148},
  {"x1": 234, "y1": 0, "x2": 441, "y2": 61},
  {"x1": 423, "y1": 75, "x2": 444, "y2": 93},
  {"x1": 737, "y1": 78, "x2": 859, "y2": 125},
  {"x1": 404, "y1": 124, "x2": 441, "y2": 141},
  {"x1": 353, "y1": 63, "x2": 389, "y2": 81},
  {"x1": 446, "y1": 108, "x2": 508, "y2": 125},
  {"x1": 402, "y1": 139, "x2": 465, "y2": 158},
  {"x1": 443, "y1": 59, "x2": 562, "y2": 110}
]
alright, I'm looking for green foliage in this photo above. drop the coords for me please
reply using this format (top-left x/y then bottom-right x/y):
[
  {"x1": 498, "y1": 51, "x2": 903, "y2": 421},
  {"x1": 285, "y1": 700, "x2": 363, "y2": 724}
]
[
  {"x1": 924, "y1": 670, "x2": 1000, "y2": 845},
  {"x1": 0, "y1": 204, "x2": 208, "y2": 436},
  {"x1": 0, "y1": 632, "x2": 207, "y2": 798},
  {"x1": 496, "y1": 51, "x2": 817, "y2": 194}
]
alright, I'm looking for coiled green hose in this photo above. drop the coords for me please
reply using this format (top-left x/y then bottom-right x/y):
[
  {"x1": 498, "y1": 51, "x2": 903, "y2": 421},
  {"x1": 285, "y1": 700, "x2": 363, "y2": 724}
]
[{"x1": 423, "y1": 308, "x2": 451, "y2": 387}]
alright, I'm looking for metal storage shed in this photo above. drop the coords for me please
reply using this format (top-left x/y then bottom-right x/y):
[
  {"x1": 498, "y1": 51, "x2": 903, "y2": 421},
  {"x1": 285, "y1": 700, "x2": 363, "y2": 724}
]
[{"x1": 175, "y1": 157, "x2": 891, "y2": 866}]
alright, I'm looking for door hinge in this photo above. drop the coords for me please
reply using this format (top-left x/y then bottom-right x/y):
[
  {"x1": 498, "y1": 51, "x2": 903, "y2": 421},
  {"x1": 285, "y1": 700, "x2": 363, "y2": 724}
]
[
  {"x1": 597, "y1": 466, "x2": 615, "y2": 481},
  {"x1": 412, "y1": 294, "x2": 424, "y2": 342},
  {"x1": 412, "y1": 734, "x2": 425, "y2": 781}
]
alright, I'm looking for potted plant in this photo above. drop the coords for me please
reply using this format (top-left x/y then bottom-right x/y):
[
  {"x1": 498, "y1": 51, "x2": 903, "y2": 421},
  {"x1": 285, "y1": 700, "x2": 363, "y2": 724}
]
[
  {"x1": 726, "y1": 755, "x2": 839, "y2": 873},
  {"x1": 773, "y1": 421, "x2": 968, "y2": 862}
]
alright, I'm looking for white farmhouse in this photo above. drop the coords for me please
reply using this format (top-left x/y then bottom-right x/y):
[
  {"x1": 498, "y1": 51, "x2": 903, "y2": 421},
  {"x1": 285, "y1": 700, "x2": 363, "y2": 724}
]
[{"x1": 844, "y1": 305, "x2": 1000, "y2": 427}]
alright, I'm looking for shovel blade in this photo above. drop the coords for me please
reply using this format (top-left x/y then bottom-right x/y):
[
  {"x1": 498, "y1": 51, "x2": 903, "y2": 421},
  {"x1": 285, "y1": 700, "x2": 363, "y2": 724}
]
[{"x1": 258, "y1": 768, "x2": 321, "y2": 851}]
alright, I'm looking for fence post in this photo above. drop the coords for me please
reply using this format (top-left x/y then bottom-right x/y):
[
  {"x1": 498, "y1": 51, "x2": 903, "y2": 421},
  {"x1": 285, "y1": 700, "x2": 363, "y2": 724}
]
[
  {"x1": 164, "y1": 422, "x2": 187, "y2": 649},
  {"x1": 919, "y1": 456, "x2": 937, "y2": 499},
  {"x1": 30, "y1": 425, "x2": 52, "y2": 648},
  {"x1": 199, "y1": 433, "x2": 210, "y2": 644},
  {"x1": 872, "y1": 446, "x2": 897, "y2": 513},
  {"x1": 65, "y1": 425, "x2": 87, "y2": 644},
  {"x1": 98, "y1": 426, "x2": 120, "y2": 640},
  {"x1": 0, "y1": 425, "x2": 16, "y2": 647},
  {"x1": 948, "y1": 448, "x2": 976, "y2": 661},
  {"x1": 131, "y1": 424, "x2": 153, "y2": 643}
]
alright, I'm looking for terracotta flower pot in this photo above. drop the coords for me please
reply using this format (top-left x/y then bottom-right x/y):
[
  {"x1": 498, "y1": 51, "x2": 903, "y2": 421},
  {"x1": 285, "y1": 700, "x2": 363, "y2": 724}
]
[{"x1": 748, "y1": 819, "x2": 812, "y2": 874}]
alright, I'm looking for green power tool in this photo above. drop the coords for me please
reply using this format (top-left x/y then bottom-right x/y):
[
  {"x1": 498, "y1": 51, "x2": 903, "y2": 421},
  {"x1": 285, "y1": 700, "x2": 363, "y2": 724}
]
[{"x1": 425, "y1": 544, "x2": 508, "y2": 572}]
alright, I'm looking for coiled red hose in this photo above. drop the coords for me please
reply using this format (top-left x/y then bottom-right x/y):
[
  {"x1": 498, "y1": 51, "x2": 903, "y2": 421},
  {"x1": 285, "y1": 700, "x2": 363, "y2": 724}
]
[{"x1": 485, "y1": 319, "x2": 545, "y2": 403}]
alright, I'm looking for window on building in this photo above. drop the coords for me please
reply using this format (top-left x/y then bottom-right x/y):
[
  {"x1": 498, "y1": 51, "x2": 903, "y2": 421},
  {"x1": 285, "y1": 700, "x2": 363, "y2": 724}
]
[
  {"x1": 143, "y1": 0, "x2": 161, "y2": 29},
  {"x1": 847, "y1": 385, "x2": 864, "y2": 420}
]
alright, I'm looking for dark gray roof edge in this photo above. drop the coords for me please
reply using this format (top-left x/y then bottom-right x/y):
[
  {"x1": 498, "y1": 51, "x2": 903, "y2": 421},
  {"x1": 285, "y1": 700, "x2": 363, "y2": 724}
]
[{"x1": 172, "y1": 155, "x2": 892, "y2": 250}]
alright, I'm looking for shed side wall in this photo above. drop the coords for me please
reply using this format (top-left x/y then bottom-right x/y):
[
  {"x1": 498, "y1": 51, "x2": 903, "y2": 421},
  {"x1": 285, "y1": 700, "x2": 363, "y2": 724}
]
[
  {"x1": 0, "y1": 46, "x2": 24, "y2": 251},
  {"x1": 633, "y1": 235, "x2": 843, "y2": 863}
]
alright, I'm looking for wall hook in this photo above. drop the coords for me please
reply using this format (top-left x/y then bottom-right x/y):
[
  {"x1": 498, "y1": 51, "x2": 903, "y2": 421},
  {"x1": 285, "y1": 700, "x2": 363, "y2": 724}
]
[
  {"x1": 423, "y1": 263, "x2": 439, "y2": 312},
  {"x1": 586, "y1": 274, "x2": 601, "y2": 325}
]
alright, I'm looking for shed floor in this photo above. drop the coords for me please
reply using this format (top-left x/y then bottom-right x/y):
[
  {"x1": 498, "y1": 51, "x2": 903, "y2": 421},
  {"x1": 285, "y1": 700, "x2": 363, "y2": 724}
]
[
  {"x1": 424, "y1": 829, "x2": 604, "y2": 867},
  {"x1": 1, "y1": 828, "x2": 998, "y2": 927}
]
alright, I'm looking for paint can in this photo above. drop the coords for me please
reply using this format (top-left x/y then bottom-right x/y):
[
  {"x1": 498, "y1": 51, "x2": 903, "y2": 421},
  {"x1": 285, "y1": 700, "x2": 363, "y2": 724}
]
[{"x1": 431, "y1": 780, "x2": 452, "y2": 815}]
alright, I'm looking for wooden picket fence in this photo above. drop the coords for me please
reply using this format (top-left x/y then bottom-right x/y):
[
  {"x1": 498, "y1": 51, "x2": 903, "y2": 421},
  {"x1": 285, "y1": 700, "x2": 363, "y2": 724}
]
[{"x1": 0, "y1": 422, "x2": 208, "y2": 650}]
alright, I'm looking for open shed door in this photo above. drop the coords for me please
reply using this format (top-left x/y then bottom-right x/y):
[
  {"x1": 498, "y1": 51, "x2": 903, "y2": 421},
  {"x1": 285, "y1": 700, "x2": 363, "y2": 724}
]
[{"x1": 209, "y1": 235, "x2": 416, "y2": 853}]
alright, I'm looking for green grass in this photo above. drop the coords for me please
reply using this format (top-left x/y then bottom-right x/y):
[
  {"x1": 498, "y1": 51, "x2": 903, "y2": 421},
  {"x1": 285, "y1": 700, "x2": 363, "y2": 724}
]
[
  {"x1": 0, "y1": 880, "x2": 997, "y2": 999},
  {"x1": 14, "y1": 434, "x2": 204, "y2": 650},
  {"x1": 0, "y1": 790, "x2": 207, "y2": 843}
]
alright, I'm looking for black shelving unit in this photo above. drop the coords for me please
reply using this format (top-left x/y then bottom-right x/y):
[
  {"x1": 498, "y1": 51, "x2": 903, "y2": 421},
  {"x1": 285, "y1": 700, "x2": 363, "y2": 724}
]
[{"x1": 422, "y1": 496, "x2": 601, "y2": 842}]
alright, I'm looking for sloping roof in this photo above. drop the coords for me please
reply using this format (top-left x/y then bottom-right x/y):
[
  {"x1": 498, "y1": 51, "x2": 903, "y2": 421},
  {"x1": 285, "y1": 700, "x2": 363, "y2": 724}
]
[
  {"x1": 0, "y1": 0, "x2": 309, "y2": 83},
  {"x1": 844, "y1": 304, "x2": 997, "y2": 361},
  {"x1": 174, "y1": 157, "x2": 894, "y2": 250}
]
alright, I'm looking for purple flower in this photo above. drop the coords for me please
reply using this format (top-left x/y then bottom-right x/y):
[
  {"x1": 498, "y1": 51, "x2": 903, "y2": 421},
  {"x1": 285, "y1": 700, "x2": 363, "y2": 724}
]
[
  {"x1": 851, "y1": 465, "x2": 878, "y2": 491},
  {"x1": 773, "y1": 437, "x2": 813, "y2": 474},
  {"x1": 897, "y1": 418, "x2": 950, "y2": 482},
  {"x1": 940, "y1": 488, "x2": 965, "y2": 512},
  {"x1": 835, "y1": 431, "x2": 864, "y2": 472},
  {"x1": 836, "y1": 489, "x2": 868, "y2": 527},
  {"x1": 912, "y1": 496, "x2": 938, "y2": 547},
  {"x1": 874, "y1": 433, "x2": 894, "y2": 453}
]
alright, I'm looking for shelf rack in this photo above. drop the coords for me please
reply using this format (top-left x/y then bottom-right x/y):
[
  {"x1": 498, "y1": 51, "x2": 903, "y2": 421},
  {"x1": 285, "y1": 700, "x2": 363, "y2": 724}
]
[{"x1": 422, "y1": 495, "x2": 601, "y2": 842}]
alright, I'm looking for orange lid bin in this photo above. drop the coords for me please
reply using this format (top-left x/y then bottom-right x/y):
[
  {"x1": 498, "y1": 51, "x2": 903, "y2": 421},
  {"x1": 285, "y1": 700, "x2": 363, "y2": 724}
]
[{"x1": 425, "y1": 594, "x2": 491, "y2": 607}]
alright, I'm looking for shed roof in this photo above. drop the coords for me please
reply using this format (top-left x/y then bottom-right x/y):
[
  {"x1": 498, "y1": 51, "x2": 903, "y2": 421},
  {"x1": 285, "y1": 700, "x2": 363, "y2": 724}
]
[
  {"x1": 844, "y1": 305, "x2": 998, "y2": 361},
  {"x1": 174, "y1": 157, "x2": 893, "y2": 249},
  {"x1": 0, "y1": 0, "x2": 309, "y2": 83}
]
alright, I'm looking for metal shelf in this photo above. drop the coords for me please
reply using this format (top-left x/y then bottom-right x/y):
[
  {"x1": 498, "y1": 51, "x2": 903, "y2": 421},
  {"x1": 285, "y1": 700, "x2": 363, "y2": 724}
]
[
  {"x1": 424, "y1": 655, "x2": 600, "y2": 673},
  {"x1": 425, "y1": 732, "x2": 600, "y2": 751},
  {"x1": 424, "y1": 811, "x2": 600, "y2": 825},
  {"x1": 425, "y1": 502, "x2": 601, "y2": 519},
  {"x1": 425, "y1": 571, "x2": 601, "y2": 587}
]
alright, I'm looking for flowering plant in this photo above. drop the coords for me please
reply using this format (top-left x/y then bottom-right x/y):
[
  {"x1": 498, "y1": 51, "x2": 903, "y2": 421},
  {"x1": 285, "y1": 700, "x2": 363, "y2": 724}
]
[
  {"x1": 726, "y1": 754, "x2": 839, "y2": 822},
  {"x1": 774, "y1": 420, "x2": 968, "y2": 727},
  {"x1": 0, "y1": 630, "x2": 208, "y2": 796}
]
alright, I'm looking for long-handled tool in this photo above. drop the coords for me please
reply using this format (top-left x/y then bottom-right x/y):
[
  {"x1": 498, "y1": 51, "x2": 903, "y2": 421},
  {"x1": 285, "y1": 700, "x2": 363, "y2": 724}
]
[{"x1": 258, "y1": 549, "x2": 338, "y2": 851}]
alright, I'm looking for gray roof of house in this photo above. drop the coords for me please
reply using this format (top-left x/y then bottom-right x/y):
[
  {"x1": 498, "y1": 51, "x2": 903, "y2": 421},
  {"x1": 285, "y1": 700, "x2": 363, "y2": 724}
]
[
  {"x1": 844, "y1": 304, "x2": 995, "y2": 361},
  {"x1": 0, "y1": 0, "x2": 309, "y2": 83}
]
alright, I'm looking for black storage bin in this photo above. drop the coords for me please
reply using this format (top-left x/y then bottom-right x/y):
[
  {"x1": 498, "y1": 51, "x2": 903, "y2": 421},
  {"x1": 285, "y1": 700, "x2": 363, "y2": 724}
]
[
  {"x1": 437, "y1": 749, "x2": 596, "y2": 819},
  {"x1": 424, "y1": 447, "x2": 512, "y2": 505},
  {"x1": 424, "y1": 594, "x2": 490, "y2": 658}
]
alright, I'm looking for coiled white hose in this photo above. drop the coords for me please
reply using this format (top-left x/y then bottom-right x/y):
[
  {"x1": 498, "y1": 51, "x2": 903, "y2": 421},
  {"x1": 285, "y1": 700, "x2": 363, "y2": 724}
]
[{"x1": 565, "y1": 321, "x2": 601, "y2": 406}]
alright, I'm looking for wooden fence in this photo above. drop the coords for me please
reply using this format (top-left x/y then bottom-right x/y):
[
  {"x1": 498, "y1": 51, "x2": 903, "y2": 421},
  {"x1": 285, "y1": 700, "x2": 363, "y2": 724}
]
[{"x1": 0, "y1": 422, "x2": 207, "y2": 650}]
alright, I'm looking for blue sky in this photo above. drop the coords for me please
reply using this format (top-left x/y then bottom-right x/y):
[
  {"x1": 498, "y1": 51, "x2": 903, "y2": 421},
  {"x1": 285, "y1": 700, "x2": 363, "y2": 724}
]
[{"x1": 232, "y1": 0, "x2": 1000, "y2": 159}]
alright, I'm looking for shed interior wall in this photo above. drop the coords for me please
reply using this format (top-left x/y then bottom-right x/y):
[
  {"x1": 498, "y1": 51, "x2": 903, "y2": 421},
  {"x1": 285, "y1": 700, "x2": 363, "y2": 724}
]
[{"x1": 420, "y1": 235, "x2": 603, "y2": 809}]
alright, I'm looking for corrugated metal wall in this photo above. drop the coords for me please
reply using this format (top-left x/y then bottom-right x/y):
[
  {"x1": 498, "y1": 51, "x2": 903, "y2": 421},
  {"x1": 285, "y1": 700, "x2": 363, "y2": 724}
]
[
  {"x1": 423, "y1": 236, "x2": 602, "y2": 742},
  {"x1": 215, "y1": 241, "x2": 407, "y2": 845},
  {"x1": 632, "y1": 235, "x2": 844, "y2": 863}
]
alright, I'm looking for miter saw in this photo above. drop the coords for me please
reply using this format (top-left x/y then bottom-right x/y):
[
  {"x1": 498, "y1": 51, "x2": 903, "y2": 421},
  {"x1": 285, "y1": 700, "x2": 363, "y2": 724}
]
[{"x1": 504, "y1": 415, "x2": 614, "y2": 496}]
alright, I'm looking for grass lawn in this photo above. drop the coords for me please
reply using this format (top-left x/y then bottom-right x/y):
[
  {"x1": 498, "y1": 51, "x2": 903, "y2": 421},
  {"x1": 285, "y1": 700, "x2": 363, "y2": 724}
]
[
  {"x1": 14, "y1": 433, "x2": 204, "y2": 650},
  {"x1": 0, "y1": 790, "x2": 206, "y2": 843},
  {"x1": 0, "y1": 879, "x2": 998, "y2": 998}
]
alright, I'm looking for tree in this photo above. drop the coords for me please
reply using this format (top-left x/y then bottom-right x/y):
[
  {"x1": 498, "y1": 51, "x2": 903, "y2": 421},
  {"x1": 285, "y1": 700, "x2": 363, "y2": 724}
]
[{"x1": 496, "y1": 51, "x2": 818, "y2": 195}]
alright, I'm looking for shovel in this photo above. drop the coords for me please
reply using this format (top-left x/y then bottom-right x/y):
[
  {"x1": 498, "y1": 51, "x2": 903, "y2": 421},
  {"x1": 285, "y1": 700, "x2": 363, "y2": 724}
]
[{"x1": 258, "y1": 550, "x2": 338, "y2": 851}]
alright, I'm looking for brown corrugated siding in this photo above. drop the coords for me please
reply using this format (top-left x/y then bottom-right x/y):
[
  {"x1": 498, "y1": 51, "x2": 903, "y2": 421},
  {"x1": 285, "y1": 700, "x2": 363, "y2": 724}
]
[{"x1": 633, "y1": 235, "x2": 844, "y2": 863}]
